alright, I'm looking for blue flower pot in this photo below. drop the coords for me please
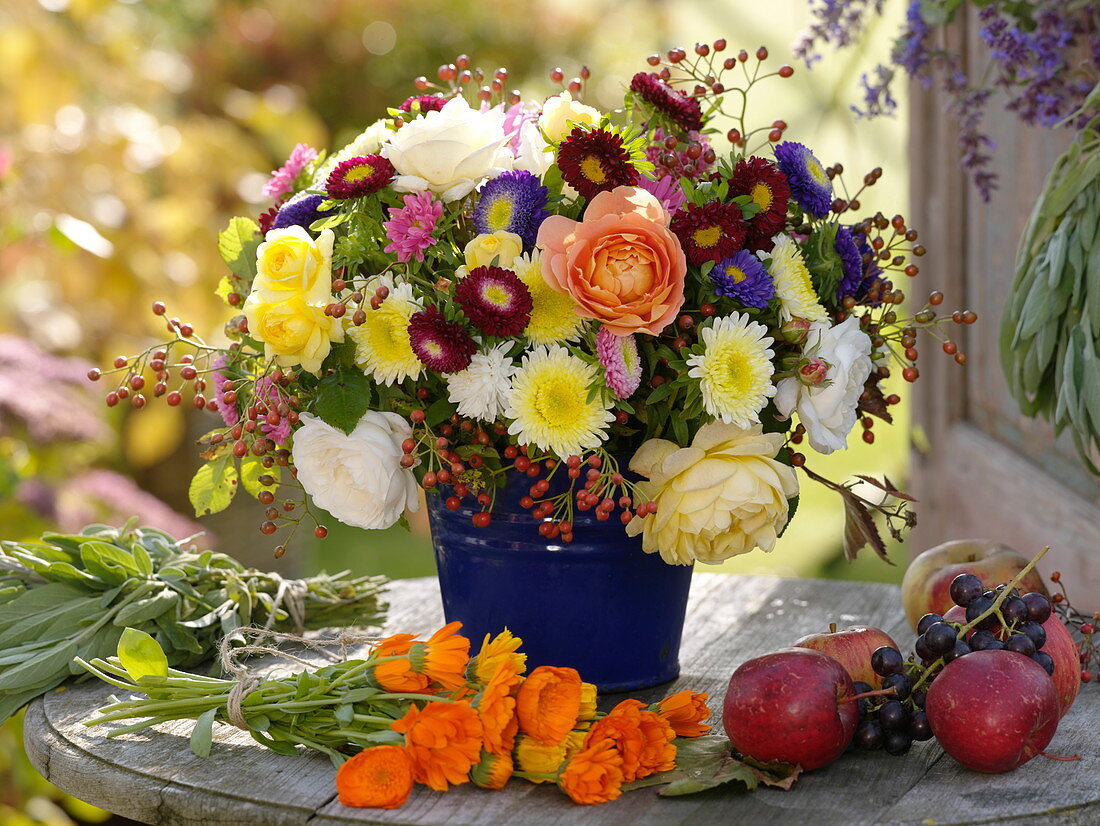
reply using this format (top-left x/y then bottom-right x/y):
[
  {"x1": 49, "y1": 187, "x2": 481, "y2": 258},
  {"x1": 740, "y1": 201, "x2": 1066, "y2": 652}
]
[{"x1": 427, "y1": 470, "x2": 693, "y2": 692}]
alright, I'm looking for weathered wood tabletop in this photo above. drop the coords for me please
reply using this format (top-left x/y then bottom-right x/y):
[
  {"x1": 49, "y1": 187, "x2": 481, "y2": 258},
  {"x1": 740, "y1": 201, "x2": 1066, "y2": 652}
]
[{"x1": 23, "y1": 573, "x2": 1099, "y2": 826}]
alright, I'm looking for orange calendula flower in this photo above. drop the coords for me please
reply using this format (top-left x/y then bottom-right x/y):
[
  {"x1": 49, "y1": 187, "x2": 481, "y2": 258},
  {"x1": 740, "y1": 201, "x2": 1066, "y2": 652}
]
[
  {"x1": 391, "y1": 700, "x2": 483, "y2": 792},
  {"x1": 469, "y1": 628, "x2": 527, "y2": 684},
  {"x1": 558, "y1": 736, "x2": 625, "y2": 805},
  {"x1": 585, "y1": 699, "x2": 676, "y2": 782},
  {"x1": 469, "y1": 749, "x2": 514, "y2": 790},
  {"x1": 649, "y1": 690, "x2": 712, "y2": 737},
  {"x1": 372, "y1": 632, "x2": 431, "y2": 693},
  {"x1": 516, "y1": 665, "x2": 583, "y2": 744},
  {"x1": 408, "y1": 621, "x2": 471, "y2": 691},
  {"x1": 476, "y1": 660, "x2": 522, "y2": 754},
  {"x1": 335, "y1": 745, "x2": 414, "y2": 809}
]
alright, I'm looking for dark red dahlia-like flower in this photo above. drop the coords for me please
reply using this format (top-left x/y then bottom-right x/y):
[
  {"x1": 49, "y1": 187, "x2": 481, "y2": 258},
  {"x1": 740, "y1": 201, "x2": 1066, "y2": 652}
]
[
  {"x1": 455, "y1": 266, "x2": 533, "y2": 338},
  {"x1": 629, "y1": 72, "x2": 704, "y2": 133},
  {"x1": 399, "y1": 94, "x2": 448, "y2": 113},
  {"x1": 407, "y1": 306, "x2": 478, "y2": 374},
  {"x1": 326, "y1": 154, "x2": 395, "y2": 199},
  {"x1": 670, "y1": 202, "x2": 747, "y2": 266},
  {"x1": 728, "y1": 156, "x2": 791, "y2": 252},
  {"x1": 557, "y1": 127, "x2": 639, "y2": 200},
  {"x1": 258, "y1": 204, "x2": 280, "y2": 235}
]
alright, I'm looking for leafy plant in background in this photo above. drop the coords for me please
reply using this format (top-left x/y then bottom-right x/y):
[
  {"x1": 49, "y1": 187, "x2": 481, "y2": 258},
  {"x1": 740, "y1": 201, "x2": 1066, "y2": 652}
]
[{"x1": 795, "y1": 0, "x2": 1099, "y2": 199}]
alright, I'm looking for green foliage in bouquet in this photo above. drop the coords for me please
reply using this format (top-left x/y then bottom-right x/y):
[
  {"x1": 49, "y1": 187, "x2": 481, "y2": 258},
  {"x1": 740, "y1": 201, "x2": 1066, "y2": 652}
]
[
  {"x1": 1001, "y1": 85, "x2": 1100, "y2": 470},
  {"x1": 0, "y1": 522, "x2": 387, "y2": 723}
]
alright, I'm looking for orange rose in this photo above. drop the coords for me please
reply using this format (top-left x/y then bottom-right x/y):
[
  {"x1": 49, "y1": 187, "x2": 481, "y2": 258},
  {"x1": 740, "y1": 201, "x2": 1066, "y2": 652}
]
[{"x1": 536, "y1": 186, "x2": 687, "y2": 337}]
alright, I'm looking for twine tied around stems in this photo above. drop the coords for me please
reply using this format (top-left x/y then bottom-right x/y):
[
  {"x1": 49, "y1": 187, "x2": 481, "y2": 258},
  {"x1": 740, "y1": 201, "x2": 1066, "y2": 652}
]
[{"x1": 217, "y1": 627, "x2": 381, "y2": 730}]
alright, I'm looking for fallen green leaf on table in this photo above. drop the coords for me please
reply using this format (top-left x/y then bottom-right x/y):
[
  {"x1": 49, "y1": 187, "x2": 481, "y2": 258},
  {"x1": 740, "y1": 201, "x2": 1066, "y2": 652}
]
[
  {"x1": 624, "y1": 735, "x2": 801, "y2": 796},
  {"x1": 0, "y1": 522, "x2": 388, "y2": 723}
]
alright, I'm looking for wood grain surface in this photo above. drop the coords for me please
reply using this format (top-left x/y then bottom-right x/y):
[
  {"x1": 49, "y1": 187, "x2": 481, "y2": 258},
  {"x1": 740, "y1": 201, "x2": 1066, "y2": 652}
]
[{"x1": 23, "y1": 574, "x2": 1100, "y2": 826}]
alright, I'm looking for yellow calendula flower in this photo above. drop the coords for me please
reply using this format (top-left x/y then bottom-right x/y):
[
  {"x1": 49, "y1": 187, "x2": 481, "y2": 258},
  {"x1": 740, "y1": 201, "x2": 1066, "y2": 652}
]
[
  {"x1": 346, "y1": 281, "x2": 422, "y2": 385},
  {"x1": 504, "y1": 345, "x2": 614, "y2": 459},
  {"x1": 244, "y1": 293, "x2": 344, "y2": 375},
  {"x1": 463, "y1": 230, "x2": 524, "y2": 272},
  {"x1": 514, "y1": 252, "x2": 584, "y2": 345},
  {"x1": 686, "y1": 313, "x2": 776, "y2": 427},
  {"x1": 514, "y1": 731, "x2": 587, "y2": 782},
  {"x1": 469, "y1": 749, "x2": 513, "y2": 790},
  {"x1": 577, "y1": 682, "x2": 598, "y2": 721},
  {"x1": 469, "y1": 628, "x2": 527, "y2": 684},
  {"x1": 253, "y1": 226, "x2": 335, "y2": 305},
  {"x1": 766, "y1": 234, "x2": 828, "y2": 322}
]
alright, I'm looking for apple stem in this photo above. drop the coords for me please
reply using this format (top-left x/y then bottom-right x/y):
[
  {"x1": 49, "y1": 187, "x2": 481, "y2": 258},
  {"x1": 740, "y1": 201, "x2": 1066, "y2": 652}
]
[
  {"x1": 829, "y1": 622, "x2": 837, "y2": 633},
  {"x1": 1037, "y1": 751, "x2": 1081, "y2": 762},
  {"x1": 845, "y1": 687, "x2": 898, "y2": 703}
]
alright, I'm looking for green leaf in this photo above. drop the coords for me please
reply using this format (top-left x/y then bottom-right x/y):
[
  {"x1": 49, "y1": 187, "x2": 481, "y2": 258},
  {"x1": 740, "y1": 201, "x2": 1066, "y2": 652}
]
[
  {"x1": 310, "y1": 370, "x2": 373, "y2": 434},
  {"x1": 189, "y1": 455, "x2": 239, "y2": 517},
  {"x1": 625, "y1": 735, "x2": 801, "y2": 797},
  {"x1": 240, "y1": 455, "x2": 278, "y2": 499},
  {"x1": 425, "y1": 396, "x2": 457, "y2": 428},
  {"x1": 117, "y1": 627, "x2": 169, "y2": 682},
  {"x1": 310, "y1": 211, "x2": 351, "y2": 232},
  {"x1": 190, "y1": 708, "x2": 217, "y2": 758},
  {"x1": 217, "y1": 216, "x2": 261, "y2": 283}
]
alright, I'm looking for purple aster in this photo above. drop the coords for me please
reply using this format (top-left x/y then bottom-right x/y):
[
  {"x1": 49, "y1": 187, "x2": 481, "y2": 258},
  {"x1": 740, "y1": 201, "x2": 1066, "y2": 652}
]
[
  {"x1": 841, "y1": 228, "x2": 886, "y2": 307},
  {"x1": 710, "y1": 250, "x2": 774, "y2": 309},
  {"x1": 272, "y1": 195, "x2": 332, "y2": 232},
  {"x1": 773, "y1": 142, "x2": 833, "y2": 219},
  {"x1": 472, "y1": 170, "x2": 549, "y2": 250},
  {"x1": 834, "y1": 225, "x2": 864, "y2": 302},
  {"x1": 595, "y1": 326, "x2": 642, "y2": 400}
]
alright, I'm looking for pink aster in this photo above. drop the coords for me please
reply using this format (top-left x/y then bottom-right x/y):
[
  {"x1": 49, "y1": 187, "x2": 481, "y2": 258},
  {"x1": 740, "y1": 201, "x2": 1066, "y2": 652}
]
[
  {"x1": 262, "y1": 143, "x2": 318, "y2": 201},
  {"x1": 211, "y1": 355, "x2": 239, "y2": 427},
  {"x1": 638, "y1": 173, "x2": 686, "y2": 213},
  {"x1": 383, "y1": 192, "x2": 444, "y2": 263},
  {"x1": 596, "y1": 326, "x2": 643, "y2": 400},
  {"x1": 254, "y1": 374, "x2": 293, "y2": 445}
]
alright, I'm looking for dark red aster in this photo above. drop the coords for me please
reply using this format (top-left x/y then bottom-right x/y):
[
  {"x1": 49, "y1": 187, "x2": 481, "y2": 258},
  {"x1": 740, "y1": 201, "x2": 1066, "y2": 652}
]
[
  {"x1": 407, "y1": 306, "x2": 478, "y2": 374},
  {"x1": 325, "y1": 154, "x2": 395, "y2": 199},
  {"x1": 258, "y1": 204, "x2": 280, "y2": 235},
  {"x1": 399, "y1": 95, "x2": 447, "y2": 113},
  {"x1": 728, "y1": 156, "x2": 791, "y2": 252},
  {"x1": 557, "y1": 127, "x2": 639, "y2": 200},
  {"x1": 670, "y1": 202, "x2": 747, "y2": 266},
  {"x1": 629, "y1": 72, "x2": 704, "y2": 133},
  {"x1": 455, "y1": 266, "x2": 533, "y2": 338}
]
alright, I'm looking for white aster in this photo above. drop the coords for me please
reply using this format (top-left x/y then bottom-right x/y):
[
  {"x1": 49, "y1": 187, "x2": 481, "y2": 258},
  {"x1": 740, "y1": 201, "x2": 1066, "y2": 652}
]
[
  {"x1": 765, "y1": 234, "x2": 829, "y2": 323},
  {"x1": 687, "y1": 314, "x2": 776, "y2": 427},
  {"x1": 446, "y1": 341, "x2": 518, "y2": 422}
]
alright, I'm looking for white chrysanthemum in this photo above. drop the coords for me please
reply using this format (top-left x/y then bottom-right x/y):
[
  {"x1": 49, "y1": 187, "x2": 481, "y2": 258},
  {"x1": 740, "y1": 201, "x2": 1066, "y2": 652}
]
[
  {"x1": 514, "y1": 252, "x2": 585, "y2": 345},
  {"x1": 446, "y1": 342, "x2": 517, "y2": 422},
  {"x1": 504, "y1": 345, "x2": 614, "y2": 458},
  {"x1": 687, "y1": 314, "x2": 776, "y2": 427},
  {"x1": 311, "y1": 119, "x2": 394, "y2": 187},
  {"x1": 765, "y1": 234, "x2": 829, "y2": 323},
  {"x1": 774, "y1": 315, "x2": 873, "y2": 454},
  {"x1": 346, "y1": 281, "x2": 423, "y2": 385}
]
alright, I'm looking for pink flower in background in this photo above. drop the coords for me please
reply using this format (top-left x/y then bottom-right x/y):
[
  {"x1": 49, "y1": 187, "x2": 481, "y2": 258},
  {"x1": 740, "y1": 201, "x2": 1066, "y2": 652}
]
[
  {"x1": 263, "y1": 143, "x2": 318, "y2": 201},
  {"x1": 0, "y1": 143, "x2": 11, "y2": 179},
  {"x1": 254, "y1": 374, "x2": 292, "y2": 445},
  {"x1": 596, "y1": 326, "x2": 643, "y2": 400},
  {"x1": 211, "y1": 354, "x2": 240, "y2": 427},
  {"x1": 383, "y1": 192, "x2": 444, "y2": 263}
]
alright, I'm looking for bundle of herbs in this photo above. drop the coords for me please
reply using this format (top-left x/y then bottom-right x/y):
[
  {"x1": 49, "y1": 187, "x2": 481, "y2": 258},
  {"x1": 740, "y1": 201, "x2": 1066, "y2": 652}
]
[{"x1": 0, "y1": 522, "x2": 387, "y2": 722}]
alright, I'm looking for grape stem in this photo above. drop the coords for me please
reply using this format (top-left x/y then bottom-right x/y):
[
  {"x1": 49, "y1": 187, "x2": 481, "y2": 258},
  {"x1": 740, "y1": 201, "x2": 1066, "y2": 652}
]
[{"x1": 909, "y1": 545, "x2": 1051, "y2": 695}]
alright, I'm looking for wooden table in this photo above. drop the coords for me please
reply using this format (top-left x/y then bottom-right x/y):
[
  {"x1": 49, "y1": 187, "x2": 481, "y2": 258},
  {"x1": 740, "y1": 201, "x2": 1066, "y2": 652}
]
[{"x1": 23, "y1": 574, "x2": 1099, "y2": 825}]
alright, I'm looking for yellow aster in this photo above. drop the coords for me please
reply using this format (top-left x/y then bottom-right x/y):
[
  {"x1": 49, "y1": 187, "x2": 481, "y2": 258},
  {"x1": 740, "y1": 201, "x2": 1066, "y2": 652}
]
[
  {"x1": 766, "y1": 234, "x2": 828, "y2": 322},
  {"x1": 346, "y1": 281, "x2": 423, "y2": 385},
  {"x1": 504, "y1": 345, "x2": 613, "y2": 458},
  {"x1": 514, "y1": 252, "x2": 585, "y2": 345},
  {"x1": 687, "y1": 314, "x2": 776, "y2": 427}
]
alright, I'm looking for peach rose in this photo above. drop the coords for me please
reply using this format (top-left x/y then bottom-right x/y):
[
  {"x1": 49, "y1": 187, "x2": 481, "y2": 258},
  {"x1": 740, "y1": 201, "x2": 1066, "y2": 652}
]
[{"x1": 536, "y1": 187, "x2": 687, "y2": 337}]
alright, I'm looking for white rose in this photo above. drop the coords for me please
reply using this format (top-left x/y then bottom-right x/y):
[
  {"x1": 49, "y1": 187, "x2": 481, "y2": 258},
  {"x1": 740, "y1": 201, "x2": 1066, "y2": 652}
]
[
  {"x1": 774, "y1": 315, "x2": 873, "y2": 454},
  {"x1": 291, "y1": 411, "x2": 419, "y2": 530},
  {"x1": 381, "y1": 97, "x2": 513, "y2": 202},
  {"x1": 538, "y1": 92, "x2": 601, "y2": 143}
]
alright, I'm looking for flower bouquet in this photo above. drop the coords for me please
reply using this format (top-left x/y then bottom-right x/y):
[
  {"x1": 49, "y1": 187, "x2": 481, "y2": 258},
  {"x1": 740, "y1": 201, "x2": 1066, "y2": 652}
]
[{"x1": 100, "y1": 40, "x2": 971, "y2": 687}]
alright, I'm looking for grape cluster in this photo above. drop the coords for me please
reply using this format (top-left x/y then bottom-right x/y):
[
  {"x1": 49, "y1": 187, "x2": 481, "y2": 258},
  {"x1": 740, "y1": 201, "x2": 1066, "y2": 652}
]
[{"x1": 854, "y1": 572, "x2": 1054, "y2": 757}]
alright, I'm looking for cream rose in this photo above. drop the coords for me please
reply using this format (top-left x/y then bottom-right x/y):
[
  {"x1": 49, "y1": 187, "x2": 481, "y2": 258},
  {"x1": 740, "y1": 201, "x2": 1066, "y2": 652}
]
[
  {"x1": 243, "y1": 294, "x2": 344, "y2": 375},
  {"x1": 381, "y1": 97, "x2": 513, "y2": 202},
  {"x1": 774, "y1": 315, "x2": 873, "y2": 454},
  {"x1": 626, "y1": 423, "x2": 799, "y2": 565},
  {"x1": 463, "y1": 231, "x2": 524, "y2": 273},
  {"x1": 538, "y1": 92, "x2": 601, "y2": 143},
  {"x1": 291, "y1": 411, "x2": 420, "y2": 530},
  {"x1": 252, "y1": 226, "x2": 334, "y2": 305}
]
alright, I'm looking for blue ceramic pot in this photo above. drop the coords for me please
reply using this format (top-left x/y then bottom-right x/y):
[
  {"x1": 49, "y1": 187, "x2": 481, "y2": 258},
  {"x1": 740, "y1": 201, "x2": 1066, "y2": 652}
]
[{"x1": 427, "y1": 469, "x2": 693, "y2": 692}]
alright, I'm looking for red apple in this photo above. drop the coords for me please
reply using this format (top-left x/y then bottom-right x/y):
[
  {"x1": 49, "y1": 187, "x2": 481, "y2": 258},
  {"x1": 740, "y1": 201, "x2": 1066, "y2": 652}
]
[
  {"x1": 944, "y1": 603, "x2": 1079, "y2": 717},
  {"x1": 722, "y1": 648, "x2": 859, "y2": 770},
  {"x1": 901, "y1": 539, "x2": 1048, "y2": 630},
  {"x1": 926, "y1": 650, "x2": 1059, "y2": 773},
  {"x1": 793, "y1": 623, "x2": 899, "y2": 689}
]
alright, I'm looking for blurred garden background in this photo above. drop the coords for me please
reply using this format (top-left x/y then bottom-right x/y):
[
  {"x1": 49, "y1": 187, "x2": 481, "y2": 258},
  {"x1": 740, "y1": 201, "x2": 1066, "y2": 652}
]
[{"x1": 1, "y1": 0, "x2": 908, "y2": 821}]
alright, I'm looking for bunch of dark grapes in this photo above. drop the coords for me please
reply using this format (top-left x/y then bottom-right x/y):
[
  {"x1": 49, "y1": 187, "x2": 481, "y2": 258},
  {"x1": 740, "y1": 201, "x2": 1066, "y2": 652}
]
[{"x1": 854, "y1": 572, "x2": 1054, "y2": 757}]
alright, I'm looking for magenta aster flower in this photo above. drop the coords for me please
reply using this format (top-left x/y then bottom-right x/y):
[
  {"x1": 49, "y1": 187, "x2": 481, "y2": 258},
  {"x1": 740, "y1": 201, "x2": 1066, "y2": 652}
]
[
  {"x1": 325, "y1": 154, "x2": 394, "y2": 199},
  {"x1": 629, "y1": 72, "x2": 704, "y2": 132},
  {"x1": 455, "y1": 266, "x2": 533, "y2": 338},
  {"x1": 262, "y1": 143, "x2": 317, "y2": 201},
  {"x1": 596, "y1": 326, "x2": 642, "y2": 400},
  {"x1": 408, "y1": 306, "x2": 478, "y2": 373},
  {"x1": 383, "y1": 192, "x2": 444, "y2": 263}
]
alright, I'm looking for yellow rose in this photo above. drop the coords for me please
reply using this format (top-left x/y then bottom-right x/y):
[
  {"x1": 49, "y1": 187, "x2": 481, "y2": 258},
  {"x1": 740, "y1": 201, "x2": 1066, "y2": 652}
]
[
  {"x1": 463, "y1": 231, "x2": 524, "y2": 273},
  {"x1": 253, "y1": 226, "x2": 334, "y2": 305},
  {"x1": 244, "y1": 293, "x2": 344, "y2": 375},
  {"x1": 626, "y1": 423, "x2": 799, "y2": 565},
  {"x1": 538, "y1": 93, "x2": 602, "y2": 143}
]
